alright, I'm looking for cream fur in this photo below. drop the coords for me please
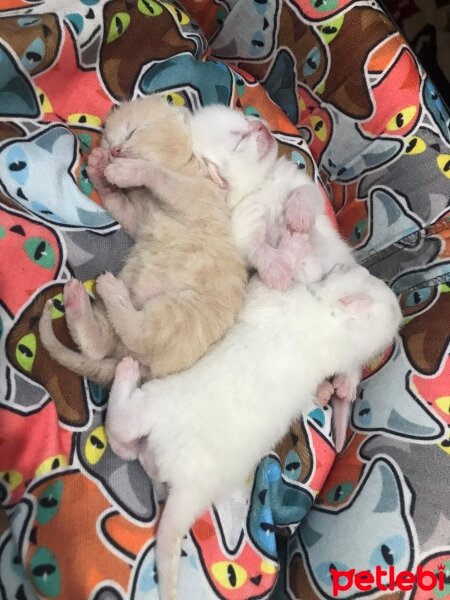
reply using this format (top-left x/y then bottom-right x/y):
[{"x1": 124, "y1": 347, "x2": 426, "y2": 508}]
[{"x1": 39, "y1": 96, "x2": 246, "y2": 384}]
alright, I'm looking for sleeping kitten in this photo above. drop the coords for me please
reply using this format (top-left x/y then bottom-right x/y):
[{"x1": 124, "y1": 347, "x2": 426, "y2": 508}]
[
  {"x1": 190, "y1": 105, "x2": 360, "y2": 449},
  {"x1": 39, "y1": 96, "x2": 246, "y2": 385},
  {"x1": 190, "y1": 104, "x2": 355, "y2": 290},
  {"x1": 106, "y1": 264, "x2": 402, "y2": 600}
]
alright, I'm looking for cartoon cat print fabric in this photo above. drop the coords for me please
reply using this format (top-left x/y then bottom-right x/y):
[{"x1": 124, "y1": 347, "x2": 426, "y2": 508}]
[{"x1": 0, "y1": 1, "x2": 449, "y2": 599}]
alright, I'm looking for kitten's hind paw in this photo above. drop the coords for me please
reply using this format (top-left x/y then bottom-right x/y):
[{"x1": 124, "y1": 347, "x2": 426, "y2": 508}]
[
  {"x1": 315, "y1": 380, "x2": 334, "y2": 407},
  {"x1": 332, "y1": 373, "x2": 359, "y2": 403},
  {"x1": 64, "y1": 279, "x2": 89, "y2": 318},
  {"x1": 261, "y1": 257, "x2": 293, "y2": 290}
]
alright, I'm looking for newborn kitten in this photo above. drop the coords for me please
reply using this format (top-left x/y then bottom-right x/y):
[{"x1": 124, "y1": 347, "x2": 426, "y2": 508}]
[
  {"x1": 106, "y1": 264, "x2": 402, "y2": 600},
  {"x1": 190, "y1": 105, "x2": 359, "y2": 449},
  {"x1": 190, "y1": 105, "x2": 354, "y2": 289},
  {"x1": 39, "y1": 96, "x2": 246, "y2": 385}
]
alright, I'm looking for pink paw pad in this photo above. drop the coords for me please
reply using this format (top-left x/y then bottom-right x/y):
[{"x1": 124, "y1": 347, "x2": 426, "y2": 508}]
[
  {"x1": 315, "y1": 381, "x2": 334, "y2": 406},
  {"x1": 63, "y1": 279, "x2": 88, "y2": 317},
  {"x1": 333, "y1": 374, "x2": 357, "y2": 403}
]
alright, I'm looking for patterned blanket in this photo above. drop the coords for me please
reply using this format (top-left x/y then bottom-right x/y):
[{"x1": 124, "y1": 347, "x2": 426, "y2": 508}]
[
  {"x1": 0, "y1": 1, "x2": 449, "y2": 599},
  {"x1": 382, "y1": 0, "x2": 450, "y2": 108}
]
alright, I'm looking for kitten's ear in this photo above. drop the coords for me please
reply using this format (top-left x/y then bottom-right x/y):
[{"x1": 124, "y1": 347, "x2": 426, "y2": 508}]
[
  {"x1": 338, "y1": 293, "x2": 372, "y2": 314},
  {"x1": 206, "y1": 161, "x2": 228, "y2": 189}
]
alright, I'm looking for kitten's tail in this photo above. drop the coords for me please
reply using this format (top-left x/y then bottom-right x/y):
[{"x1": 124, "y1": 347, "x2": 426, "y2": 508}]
[
  {"x1": 38, "y1": 300, "x2": 117, "y2": 386},
  {"x1": 157, "y1": 489, "x2": 205, "y2": 600},
  {"x1": 332, "y1": 397, "x2": 351, "y2": 453}
]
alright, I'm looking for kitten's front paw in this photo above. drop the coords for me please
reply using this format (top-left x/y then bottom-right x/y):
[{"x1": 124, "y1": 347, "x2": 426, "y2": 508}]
[
  {"x1": 285, "y1": 188, "x2": 317, "y2": 232},
  {"x1": 96, "y1": 272, "x2": 129, "y2": 305},
  {"x1": 104, "y1": 159, "x2": 145, "y2": 189},
  {"x1": 260, "y1": 256, "x2": 293, "y2": 290}
]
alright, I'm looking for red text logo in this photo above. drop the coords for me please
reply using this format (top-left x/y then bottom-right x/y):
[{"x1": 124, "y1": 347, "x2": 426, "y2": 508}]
[{"x1": 330, "y1": 565, "x2": 445, "y2": 596}]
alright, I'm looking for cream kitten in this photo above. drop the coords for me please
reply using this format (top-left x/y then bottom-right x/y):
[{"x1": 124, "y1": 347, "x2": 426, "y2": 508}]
[
  {"x1": 190, "y1": 105, "x2": 360, "y2": 448},
  {"x1": 106, "y1": 264, "x2": 402, "y2": 600},
  {"x1": 39, "y1": 96, "x2": 246, "y2": 384}
]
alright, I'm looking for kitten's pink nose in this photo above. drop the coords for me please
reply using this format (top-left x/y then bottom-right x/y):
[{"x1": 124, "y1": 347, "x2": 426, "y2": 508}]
[
  {"x1": 110, "y1": 145, "x2": 122, "y2": 157},
  {"x1": 250, "y1": 121, "x2": 267, "y2": 134}
]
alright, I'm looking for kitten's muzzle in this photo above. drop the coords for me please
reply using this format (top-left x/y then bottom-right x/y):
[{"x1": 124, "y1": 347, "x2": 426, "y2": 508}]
[
  {"x1": 253, "y1": 122, "x2": 275, "y2": 157},
  {"x1": 110, "y1": 145, "x2": 122, "y2": 157}
]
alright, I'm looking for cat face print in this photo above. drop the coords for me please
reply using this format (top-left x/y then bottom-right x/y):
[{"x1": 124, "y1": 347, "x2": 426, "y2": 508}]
[
  {"x1": 296, "y1": 458, "x2": 415, "y2": 599},
  {"x1": 0, "y1": 126, "x2": 115, "y2": 229},
  {"x1": 353, "y1": 341, "x2": 444, "y2": 440}
]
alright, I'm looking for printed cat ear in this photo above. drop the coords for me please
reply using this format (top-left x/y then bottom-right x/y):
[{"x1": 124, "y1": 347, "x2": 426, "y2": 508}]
[
  {"x1": 178, "y1": 105, "x2": 191, "y2": 125},
  {"x1": 338, "y1": 293, "x2": 373, "y2": 313},
  {"x1": 206, "y1": 161, "x2": 228, "y2": 189}
]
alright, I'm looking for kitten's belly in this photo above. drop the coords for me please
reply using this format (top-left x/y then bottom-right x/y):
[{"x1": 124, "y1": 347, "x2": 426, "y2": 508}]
[
  {"x1": 120, "y1": 269, "x2": 177, "y2": 309},
  {"x1": 130, "y1": 277, "x2": 176, "y2": 309}
]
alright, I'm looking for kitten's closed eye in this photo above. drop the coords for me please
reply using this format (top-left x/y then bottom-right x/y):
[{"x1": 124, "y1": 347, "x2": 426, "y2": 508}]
[
  {"x1": 126, "y1": 128, "x2": 137, "y2": 141},
  {"x1": 103, "y1": 127, "x2": 137, "y2": 149},
  {"x1": 231, "y1": 129, "x2": 251, "y2": 151},
  {"x1": 230, "y1": 131, "x2": 245, "y2": 151}
]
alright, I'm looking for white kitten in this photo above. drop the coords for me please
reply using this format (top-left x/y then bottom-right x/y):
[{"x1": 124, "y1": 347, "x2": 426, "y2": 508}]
[
  {"x1": 190, "y1": 105, "x2": 360, "y2": 448},
  {"x1": 106, "y1": 264, "x2": 402, "y2": 600},
  {"x1": 190, "y1": 105, "x2": 355, "y2": 289}
]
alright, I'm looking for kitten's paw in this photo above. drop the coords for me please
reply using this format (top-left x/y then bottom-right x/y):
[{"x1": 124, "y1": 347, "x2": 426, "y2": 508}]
[
  {"x1": 285, "y1": 188, "x2": 317, "y2": 232},
  {"x1": 88, "y1": 147, "x2": 110, "y2": 173},
  {"x1": 332, "y1": 373, "x2": 358, "y2": 403},
  {"x1": 260, "y1": 256, "x2": 293, "y2": 290},
  {"x1": 63, "y1": 279, "x2": 89, "y2": 319},
  {"x1": 315, "y1": 380, "x2": 334, "y2": 406},
  {"x1": 87, "y1": 147, "x2": 118, "y2": 196},
  {"x1": 115, "y1": 356, "x2": 140, "y2": 384},
  {"x1": 104, "y1": 159, "x2": 145, "y2": 188},
  {"x1": 96, "y1": 272, "x2": 129, "y2": 305}
]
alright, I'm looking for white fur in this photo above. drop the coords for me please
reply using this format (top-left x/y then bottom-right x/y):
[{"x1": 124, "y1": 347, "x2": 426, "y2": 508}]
[
  {"x1": 190, "y1": 105, "x2": 355, "y2": 286},
  {"x1": 106, "y1": 264, "x2": 402, "y2": 600},
  {"x1": 190, "y1": 105, "x2": 362, "y2": 448}
]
